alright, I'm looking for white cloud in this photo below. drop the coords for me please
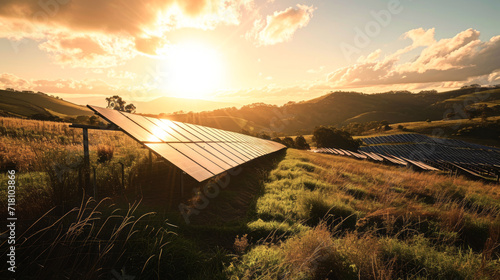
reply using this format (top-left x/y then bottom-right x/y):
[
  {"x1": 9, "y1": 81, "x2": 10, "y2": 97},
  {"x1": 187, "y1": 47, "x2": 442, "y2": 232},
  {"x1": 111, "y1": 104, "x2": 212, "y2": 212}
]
[
  {"x1": 327, "y1": 28, "x2": 500, "y2": 88},
  {"x1": 0, "y1": 0, "x2": 254, "y2": 67},
  {"x1": 249, "y1": 4, "x2": 315, "y2": 46}
]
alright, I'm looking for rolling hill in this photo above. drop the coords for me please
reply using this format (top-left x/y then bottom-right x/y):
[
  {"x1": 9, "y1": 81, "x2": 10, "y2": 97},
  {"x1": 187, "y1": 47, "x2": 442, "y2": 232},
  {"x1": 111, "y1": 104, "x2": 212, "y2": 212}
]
[
  {"x1": 2, "y1": 87, "x2": 500, "y2": 135},
  {"x1": 169, "y1": 87, "x2": 500, "y2": 134},
  {"x1": 132, "y1": 96, "x2": 240, "y2": 114},
  {"x1": 65, "y1": 95, "x2": 240, "y2": 114},
  {"x1": 0, "y1": 89, "x2": 92, "y2": 118}
]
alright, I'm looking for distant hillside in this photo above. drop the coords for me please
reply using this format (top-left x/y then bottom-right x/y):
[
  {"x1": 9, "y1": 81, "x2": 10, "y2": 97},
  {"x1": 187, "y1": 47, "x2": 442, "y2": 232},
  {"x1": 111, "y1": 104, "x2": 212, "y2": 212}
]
[
  {"x1": 133, "y1": 96, "x2": 240, "y2": 114},
  {"x1": 2, "y1": 87, "x2": 500, "y2": 135},
  {"x1": 167, "y1": 87, "x2": 500, "y2": 134},
  {"x1": 64, "y1": 95, "x2": 240, "y2": 114},
  {"x1": 0, "y1": 89, "x2": 92, "y2": 119}
]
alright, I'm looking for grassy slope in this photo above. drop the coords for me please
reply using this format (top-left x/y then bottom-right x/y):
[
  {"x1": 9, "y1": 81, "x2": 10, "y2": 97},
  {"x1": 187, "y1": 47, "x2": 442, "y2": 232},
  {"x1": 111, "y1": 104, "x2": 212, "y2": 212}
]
[
  {"x1": 0, "y1": 90, "x2": 92, "y2": 118},
  {"x1": 226, "y1": 149, "x2": 500, "y2": 279},
  {"x1": 437, "y1": 88, "x2": 500, "y2": 106}
]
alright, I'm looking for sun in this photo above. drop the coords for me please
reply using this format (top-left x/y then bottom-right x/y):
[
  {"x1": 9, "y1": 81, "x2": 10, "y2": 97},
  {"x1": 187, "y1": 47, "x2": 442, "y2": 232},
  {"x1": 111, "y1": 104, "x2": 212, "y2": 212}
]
[{"x1": 164, "y1": 42, "x2": 224, "y2": 100}]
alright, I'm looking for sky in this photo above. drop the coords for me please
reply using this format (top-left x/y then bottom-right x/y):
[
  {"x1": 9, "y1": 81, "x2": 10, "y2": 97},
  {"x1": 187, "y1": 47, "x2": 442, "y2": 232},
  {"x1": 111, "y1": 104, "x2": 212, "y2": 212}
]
[{"x1": 0, "y1": 0, "x2": 499, "y2": 106}]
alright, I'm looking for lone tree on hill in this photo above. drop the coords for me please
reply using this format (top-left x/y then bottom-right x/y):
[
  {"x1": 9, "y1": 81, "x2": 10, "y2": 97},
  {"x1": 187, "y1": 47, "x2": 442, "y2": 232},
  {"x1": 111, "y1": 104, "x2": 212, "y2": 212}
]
[
  {"x1": 105, "y1": 95, "x2": 136, "y2": 113},
  {"x1": 312, "y1": 126, "x2": 360, "y2": 151}
]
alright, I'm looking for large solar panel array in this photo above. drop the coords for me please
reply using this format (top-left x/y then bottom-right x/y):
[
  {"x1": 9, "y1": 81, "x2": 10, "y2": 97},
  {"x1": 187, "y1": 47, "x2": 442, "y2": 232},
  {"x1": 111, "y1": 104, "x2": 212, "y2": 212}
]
[
  {"x1": 359, "y1": 143, "x2": 500, "y2": 165},
  {"x1": 313, "y1": 133, "x2": 500, "y2": 181},
  {"x1": 88, "y1": 105, "x2": 286, "y2": 182},
  {"x1": 361, "y1": 133, "x2": 499, "y2": 151}
]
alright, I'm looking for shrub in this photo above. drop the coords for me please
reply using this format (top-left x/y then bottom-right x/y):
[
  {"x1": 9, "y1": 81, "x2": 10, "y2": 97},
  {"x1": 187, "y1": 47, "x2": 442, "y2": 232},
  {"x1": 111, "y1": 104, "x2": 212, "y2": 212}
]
[
  {"x1": 97, "y1": 144, "x2": 114, "y2": 163},
  {"x1": 282, "y1": 224, "x2": 345, "y2": 279},
  {"x1": 312, "y1": 126, "x2": 360, "y2": 150},
  {"x1": 282, "y1": 137, "x2": 295, "y2": 148},
  {"x1": 234, "y1": 234, "x2": 249, "y2": 254},
  {"x1": 227, "y1": 224, "x2": 358, "y2": 280},
  {"x1": 294, "y1": 135, "x2": 310, "y2": 150}
]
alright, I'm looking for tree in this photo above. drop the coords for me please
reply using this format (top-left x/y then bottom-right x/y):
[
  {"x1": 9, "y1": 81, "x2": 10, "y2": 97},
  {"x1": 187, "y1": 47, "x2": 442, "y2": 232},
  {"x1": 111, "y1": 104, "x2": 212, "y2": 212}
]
[
  {"x1": 105, "y1": 96, "x2": 136, "y2": 112},
  {"x1": 125, "y1": 104, "x2": 136, "y2": 113},
  {"x1": 89, "y1": 115, "x2": 99, "y2": 125},
  {"x1": 271, "y1": 137, "x2": 283, "y2": 144},
  {"x1": 281, "y1": 137, "x2": 295, "y2": 148},
  {"x1": 312, "y1": 126, "x2": 360, "y2": 151},
  {"x1": 259, "y1": 132, "x2": 271, "y2": 140},
  {"x1": 294, "y1": 135, "x2": 310, "y2": 150},
  {"x1": 106, "y1": 95, "x2": 126, "y2": 111}
]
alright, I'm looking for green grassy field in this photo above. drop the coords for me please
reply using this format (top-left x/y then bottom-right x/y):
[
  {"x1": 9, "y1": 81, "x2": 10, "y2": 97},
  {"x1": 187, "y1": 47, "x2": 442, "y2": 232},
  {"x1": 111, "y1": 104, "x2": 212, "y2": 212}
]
[
  {"x1": 225, "y1": 149, "x2": 500, "y2": 279},
  {"x1": 1, "y1": 117, "x2": 499, "y2": 279}
]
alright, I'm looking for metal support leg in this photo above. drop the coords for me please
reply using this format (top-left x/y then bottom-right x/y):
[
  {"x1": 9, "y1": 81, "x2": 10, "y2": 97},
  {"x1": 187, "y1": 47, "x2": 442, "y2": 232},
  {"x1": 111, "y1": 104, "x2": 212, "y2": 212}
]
[{"x1": 83, "y1": 128, "x2": 90, "y2": 196}]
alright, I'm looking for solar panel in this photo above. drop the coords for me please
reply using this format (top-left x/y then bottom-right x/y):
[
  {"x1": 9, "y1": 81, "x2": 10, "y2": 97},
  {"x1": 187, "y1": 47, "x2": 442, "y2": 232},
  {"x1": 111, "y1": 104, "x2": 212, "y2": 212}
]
[
  {"x1": 88, "y1": 105, "x2": 286, "y2": 182},
  {"x1": 146, "y1": 117, "x2": 191, "y2": 142},
  {"x1": 146, "y1": 143, "x2": 214, "y2": 181},
  {"x1": 91, "y1": 106, "x2": 162, "y2": 142},
  {"x1": 124, "y1": 112, "x2": 185, "y2": 143},
  {"x1": 179, "y1": 122, "x2": 218, "y2": 142},
  {"x1": 168, "y1": 143, "x2": 228, "y2": 174}
]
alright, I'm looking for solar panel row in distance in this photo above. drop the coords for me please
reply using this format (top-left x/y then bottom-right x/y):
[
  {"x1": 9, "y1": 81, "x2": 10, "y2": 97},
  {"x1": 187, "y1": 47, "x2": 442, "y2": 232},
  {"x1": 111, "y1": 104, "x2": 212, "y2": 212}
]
[{"x1": 88, "y1": 105, "x2": 286, "y2": 182}]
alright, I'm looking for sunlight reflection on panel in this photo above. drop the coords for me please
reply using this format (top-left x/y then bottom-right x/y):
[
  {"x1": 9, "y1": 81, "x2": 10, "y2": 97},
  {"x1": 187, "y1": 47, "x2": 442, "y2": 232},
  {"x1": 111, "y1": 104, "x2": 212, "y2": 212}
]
[{"x1": 88, "y1": 105, "x2": 286, "y2": 182}]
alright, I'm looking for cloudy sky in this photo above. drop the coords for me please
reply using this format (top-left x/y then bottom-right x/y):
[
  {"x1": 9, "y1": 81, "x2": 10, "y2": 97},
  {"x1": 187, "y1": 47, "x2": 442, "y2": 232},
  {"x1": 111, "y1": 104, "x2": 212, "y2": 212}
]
[{"x1": 0, "y1": 0, "x2": 499, "y2": 105}]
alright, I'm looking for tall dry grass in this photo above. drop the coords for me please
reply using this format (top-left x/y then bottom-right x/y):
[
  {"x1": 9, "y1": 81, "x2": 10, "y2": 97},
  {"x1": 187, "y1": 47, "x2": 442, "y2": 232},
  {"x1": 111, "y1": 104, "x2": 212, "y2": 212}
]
[{"x1": 1, "y1": 197, "x2": 172, "y2": 279}]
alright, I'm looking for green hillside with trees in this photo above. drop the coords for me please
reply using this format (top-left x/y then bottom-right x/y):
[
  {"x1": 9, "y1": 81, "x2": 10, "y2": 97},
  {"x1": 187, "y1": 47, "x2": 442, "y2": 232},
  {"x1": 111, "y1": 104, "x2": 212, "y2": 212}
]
[
  {"x1": 168, "y1": 86, "x2": 500, "y2": 135},
  {"x1": 2, "y1": 86, "x2": 500, "y2": 138}
]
